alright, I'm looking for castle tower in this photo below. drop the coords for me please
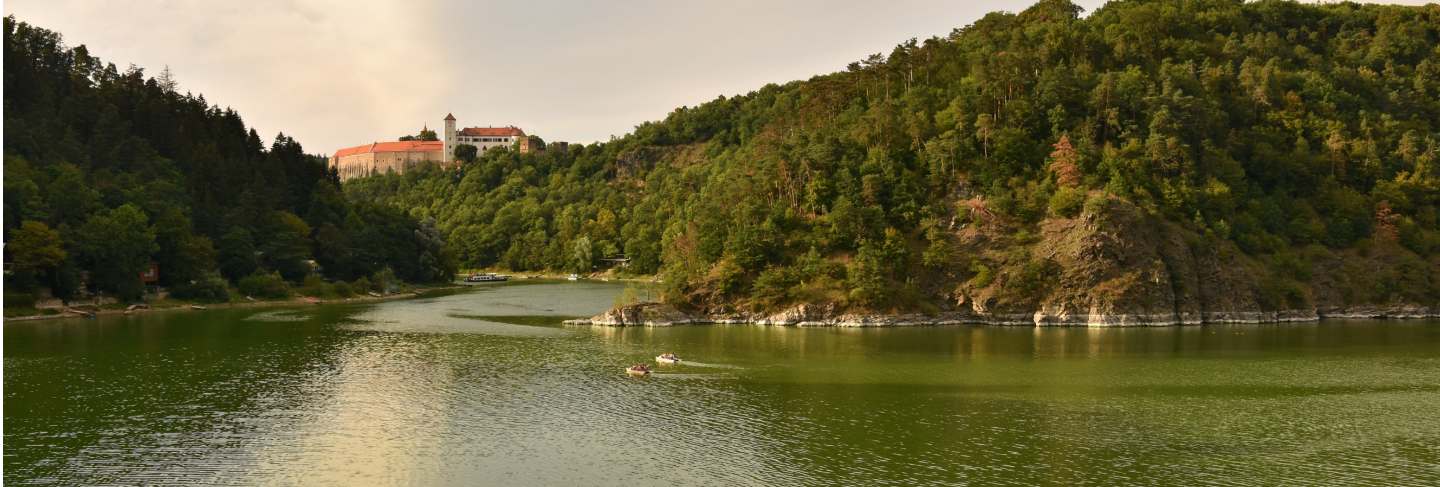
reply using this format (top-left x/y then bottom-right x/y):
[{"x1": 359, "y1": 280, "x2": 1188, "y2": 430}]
[{"x1": 442, "y1": 113, "x2": 457, "y2": 165}]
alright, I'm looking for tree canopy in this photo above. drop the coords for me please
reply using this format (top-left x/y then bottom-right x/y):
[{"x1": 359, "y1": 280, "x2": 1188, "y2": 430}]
[
  {"x1": 348, "y1": 0, "x2": 1440, "y2": 313},
  {"x1": 3, "y1": 16, "x2": 455, "y2": 302}
]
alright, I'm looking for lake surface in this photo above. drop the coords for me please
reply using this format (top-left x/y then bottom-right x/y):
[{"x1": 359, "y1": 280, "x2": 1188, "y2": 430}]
[{"x1": 6, "y1": 281, "x2": 1440, "y2": 486}]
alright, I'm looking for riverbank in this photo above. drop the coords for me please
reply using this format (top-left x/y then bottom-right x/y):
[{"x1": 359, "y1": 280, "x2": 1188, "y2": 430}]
[
  {"x1": 4, "y1": 285, "x2": 463, "y2": 322},
  {"x1": 564, "y1": 302, "x2": 1440, "y2": 327},
  {"x1": 459, "y1": 268, "x2": 658, "y2": 283}
]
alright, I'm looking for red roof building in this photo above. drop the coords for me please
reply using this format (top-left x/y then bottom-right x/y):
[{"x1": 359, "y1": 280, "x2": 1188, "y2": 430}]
[
  {"x1": 329, "y1": 140, "x2": 445, "y2": 181},
  {"x1": 458, "y1": 126, "x2": 526, "y2": 137}
]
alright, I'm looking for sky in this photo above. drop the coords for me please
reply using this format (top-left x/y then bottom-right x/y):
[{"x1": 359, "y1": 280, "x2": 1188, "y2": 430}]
[{"x1": 3, "y1": 0, "x2": 1432, "y2": 154}]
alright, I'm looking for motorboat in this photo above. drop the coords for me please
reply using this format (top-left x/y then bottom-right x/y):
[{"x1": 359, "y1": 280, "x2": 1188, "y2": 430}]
[
  {"x1": 626, "y1": 364, "x2": 651, "y2": 376},
  {"x1": 567, "y1": 274, "x2": 580, "y2": 281},
  {"x1": 655, "y1": 353, "x2": 681, "y2": 365}
]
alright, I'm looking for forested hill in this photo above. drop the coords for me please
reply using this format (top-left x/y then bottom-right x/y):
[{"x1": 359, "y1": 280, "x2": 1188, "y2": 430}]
[
  {"x1": 3, "y1": 16, "x2": 454, "y2": 304},
  {"x1": 350, "y1": 0, "x2": 1440, "y2": 321}
]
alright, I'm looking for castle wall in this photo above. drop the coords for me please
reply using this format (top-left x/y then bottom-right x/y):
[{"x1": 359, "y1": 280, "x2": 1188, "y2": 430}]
[{"x1": 331, "y1": 148, "x2": 442, "y2": 181}]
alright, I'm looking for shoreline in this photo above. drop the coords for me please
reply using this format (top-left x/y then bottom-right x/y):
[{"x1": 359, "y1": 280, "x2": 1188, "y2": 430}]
[
  {"x1": 5, "y1": 285, "x2": 464, "y2": 323},
  {"x1": 564, "y1": 303, "x2": 1440, "y2": 328},
  {"x1": 459, "y1": 269, "x2": 657, "y2": 284}
]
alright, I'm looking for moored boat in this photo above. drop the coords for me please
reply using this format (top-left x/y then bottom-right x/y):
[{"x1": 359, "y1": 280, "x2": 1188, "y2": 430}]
[
  {"x1": 465, "y1": 272, "x2": 510, "y2": 283},
  {"x1": 567, "y1": 274, "x2": 580, "y2": 281}
]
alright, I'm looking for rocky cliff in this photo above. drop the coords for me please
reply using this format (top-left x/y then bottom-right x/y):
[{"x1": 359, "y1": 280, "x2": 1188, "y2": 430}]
[{"x1": 572, "y1": 197, "x2": 1438, "y2": 327}]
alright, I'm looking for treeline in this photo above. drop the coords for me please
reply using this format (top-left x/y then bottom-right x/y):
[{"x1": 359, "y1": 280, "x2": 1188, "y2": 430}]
[
  {"x1": 351, "y1": 0, "x2": 1440, "y2": 312},
  {"x1": 3, "y1": 16, "x2": 454, "y2": 304}
]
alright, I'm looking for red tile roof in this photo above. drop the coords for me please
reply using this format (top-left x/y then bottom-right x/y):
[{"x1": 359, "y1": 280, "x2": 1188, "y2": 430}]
[
  {"x1": 333, "y1": 140, "x2": 443, "y2": 159},
  {"x1": 459, "y1": 126, "x2": 526, "y2": 137}
]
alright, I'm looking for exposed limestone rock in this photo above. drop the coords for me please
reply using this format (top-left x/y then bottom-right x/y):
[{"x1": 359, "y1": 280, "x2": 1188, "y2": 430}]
[
  {"x1": 565, "y1": 302, "x2": 693, "y2": 326},
  {"x1": 567, "y1": 198, "x2": 1436, "y2": 328}
]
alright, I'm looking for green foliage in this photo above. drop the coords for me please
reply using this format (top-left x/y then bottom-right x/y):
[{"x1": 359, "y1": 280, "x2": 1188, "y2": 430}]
[
  {"x1": 263, "y1": 211, "x2": 313, "y2": 281},
  {"x1": 170, "y1": 273, "x2": 230, "y2": 302},
  {"x1": 299, "y1": 275, "x2": 331, "y2": 297},
  {"x1": 2, "y1": 16, "x2": 454, "y2": 304},
  {"x1": 969, "y1": 263, "x2": 995, "y2": 289},
  {"x1": 302, "y1": 1, "x2": 1440, "y2": 312},
  {"x1": 371, "y1": 267, "x2": 399, "y2": 294},
  {"x1": 1048, "y1": 187, "x2": 1085, "y2": 218},
  {"x1": 5, "y1": 220, "x2": 66, "y2": 291},
  {"x1": 1257, "y1": 276, "x2": 1309, "y2": 312},
  {"x1": 217, "y1": 228, "x2": 259, "y2": 282},
  {"x1": 237, "y1": 270, "x2": 289, "y2": 299},
  {"x1": 5, "y1": 292, "x2": 37, "y2": 309},
  {"x1": 74, "y1": 204, "x2": 157, "y2": 301},
  {"x1": 331, "y1": 280, "x2": 355, "y2": 298},
  {"x1": 454, "y1": 144, "x2": 478, "y2": 163}
]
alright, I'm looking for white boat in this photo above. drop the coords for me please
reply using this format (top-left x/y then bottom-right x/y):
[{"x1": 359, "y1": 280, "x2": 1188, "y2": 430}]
[
  {"x1": 655, "y1": 354, "x2": 681, "y2": 365},
  {"x1": 567, "y1": 274, "x2": 580, "y2": 281},
  {"x1": 465, "y1": 272, "x2": 510, "y2": 283}
]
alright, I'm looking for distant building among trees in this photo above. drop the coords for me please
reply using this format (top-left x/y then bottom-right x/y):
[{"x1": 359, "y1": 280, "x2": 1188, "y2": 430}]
[{"x1": 330, "y1": 113, "x2": 536, "y2": 180}]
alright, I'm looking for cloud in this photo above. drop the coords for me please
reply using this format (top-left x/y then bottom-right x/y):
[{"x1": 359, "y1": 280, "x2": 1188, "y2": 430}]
[
  {"x1": 5, "y1": 0, "x2": 1435, "y2": 152},
  {"x1": 6, "y1": 0, "x2": 455, "y2": 154}
]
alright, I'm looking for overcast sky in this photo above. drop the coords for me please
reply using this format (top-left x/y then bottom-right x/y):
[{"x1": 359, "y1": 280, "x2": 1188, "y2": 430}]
[{"x1": 3, "y1": 1, "x2": 1431, "y2": 154}]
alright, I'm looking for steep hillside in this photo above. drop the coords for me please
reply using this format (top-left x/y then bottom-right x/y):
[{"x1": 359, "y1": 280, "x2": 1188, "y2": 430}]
[
  {"x1": 349, "y1": 0, "x2": 1440, "y2": 324},
  {"x1": 3, "y1": 17, "x2": 455, "y2": 304}
]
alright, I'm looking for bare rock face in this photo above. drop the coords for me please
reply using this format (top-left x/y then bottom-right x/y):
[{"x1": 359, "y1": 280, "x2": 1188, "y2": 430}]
[
  {"x1": 963, "y1": 197, "x2": 1294, "y2": 326},
  {"x1": 571, "y1": 198, "x2": 1435, "y2": 328},
  {"x1": 569, "y1": 302, "x2": 694, "y2": 326}
]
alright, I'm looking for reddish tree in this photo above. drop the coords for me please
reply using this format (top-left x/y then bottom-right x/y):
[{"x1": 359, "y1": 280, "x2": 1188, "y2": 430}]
[
  {"x1": 1374, "y1": 201, "x2": 1399, "y2": 241},
  {"x1": 1048, "y1": 135, "x2": 1082, "y2": 188}
]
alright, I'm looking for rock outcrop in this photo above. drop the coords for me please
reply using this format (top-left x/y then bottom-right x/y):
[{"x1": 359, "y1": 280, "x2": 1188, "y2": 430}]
[
  {"x1": 567, "y1": 198, "x2": 1437, "y2": 328},
  {"x1": 565, "y1": 302, "x2": 693, "y2": 326}
]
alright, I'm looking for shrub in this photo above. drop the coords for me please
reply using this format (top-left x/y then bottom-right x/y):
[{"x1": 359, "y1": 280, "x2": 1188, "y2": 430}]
[
  {"x1": 969, "y1": 262, "x2": 995, "y2": 288},
  {"x1": 1257, "y1": 276, "x2": 1308, "y2": 311},
  {"x1": 1082, "y1": 191, "x2": 1109, "y2": 217},
  {"x1": 4, "y1": 292, "x2": 36, "y2": 309},
  {"x1": 238, "y1": 270, "x2": 290, "y2": 299},
  {"x1": 751, "y1": 266, "x2": 798, "y2": 307},
  {"x1": 299, "y1": 275, "x2": 331, "y2": 297},
  {"x1": 371, "y1": 268, "x2": 398, "y2": 294},
  {"x1": 332, "y1": 281, "x2": 354, "y2": 298},
  {"x1": 1007, "y1": 259, "x2": 1059, "y2": 301},
  {"x1": 171, "y1": 274, "x2": 230, "y2": 302},
  {"x1": 352, "y1": 276, "x2": 373, "y2": 294},
  {"x1": 1049, "y1": 187, "x2": 1085, "y2": 218}
]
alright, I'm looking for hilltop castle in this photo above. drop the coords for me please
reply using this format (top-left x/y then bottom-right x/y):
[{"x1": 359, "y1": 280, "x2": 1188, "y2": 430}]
[{"x1": 330, "y1": 114, "x2": 536, "y2": 180}]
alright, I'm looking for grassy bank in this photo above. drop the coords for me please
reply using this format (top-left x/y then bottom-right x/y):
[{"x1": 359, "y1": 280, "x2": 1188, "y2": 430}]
[{"x1": 4, "y1": 283, "x2": 461, "y2": 322}]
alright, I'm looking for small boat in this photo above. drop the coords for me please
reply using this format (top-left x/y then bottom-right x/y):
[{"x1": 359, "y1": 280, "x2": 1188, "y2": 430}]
[
  {"x1": 567, "y1": 274, "x2": 580, "y2": 281},
  {"x1": 189, "y1": 304, "x2": 208, "y2": 310},
  {"x1": 655, "y1": 353, "x2": 681, "y2": 365},
  {"x1": 465, "y1": 272, "x2": 510, "y2": 283},
  {"x1": 626, "y1": 364, "x2": 651, "y2": 376}
]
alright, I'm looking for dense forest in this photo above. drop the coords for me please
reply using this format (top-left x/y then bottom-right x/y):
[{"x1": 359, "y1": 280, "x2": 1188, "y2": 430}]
[
  {"x1": 349, "y1": 0, "x2": 1439, "y2": 317},
  {"x1": 3, "y1": 16, "x2": 455, "y2": 305}
]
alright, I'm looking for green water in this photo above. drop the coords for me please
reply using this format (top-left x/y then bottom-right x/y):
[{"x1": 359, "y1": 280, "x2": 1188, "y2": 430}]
[{"x1": 5, "y1": 281, "x2": 1440, "y2": 486}]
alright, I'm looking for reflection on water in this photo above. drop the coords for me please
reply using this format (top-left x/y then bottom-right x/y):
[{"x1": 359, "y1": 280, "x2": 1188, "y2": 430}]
[{"x1": 5, "y1": 282, "x2": 1440, "y2": 485}]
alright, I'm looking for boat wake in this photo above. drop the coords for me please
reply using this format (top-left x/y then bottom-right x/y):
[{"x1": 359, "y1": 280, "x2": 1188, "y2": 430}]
[{"x1": 671, "y1": 361, "x2": 742, "y2": 370}]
